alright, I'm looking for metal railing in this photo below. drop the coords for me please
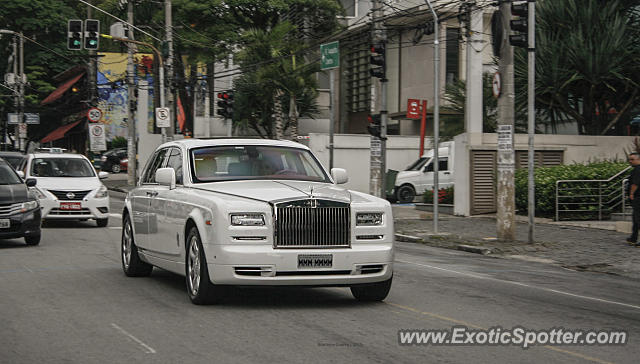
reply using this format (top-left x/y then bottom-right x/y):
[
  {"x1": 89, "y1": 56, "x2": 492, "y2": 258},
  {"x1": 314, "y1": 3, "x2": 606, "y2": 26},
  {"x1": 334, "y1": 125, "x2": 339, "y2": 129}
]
[{"x1": 555, "y1": 167, "x2": 631, "y2": 221}]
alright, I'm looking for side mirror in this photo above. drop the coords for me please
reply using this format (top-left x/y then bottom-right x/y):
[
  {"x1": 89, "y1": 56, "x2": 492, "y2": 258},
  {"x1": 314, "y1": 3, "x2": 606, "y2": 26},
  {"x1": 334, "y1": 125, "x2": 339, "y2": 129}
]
[
  {"x1": 16, "y1": 170, "x2": 25, "y2": 179},
  {"x1": 156, "y1": 167, "x2": 176, "y2": 189},
  {"x1": 331, "y1": 168, "x2": 348, "y2": 185},
  {"x1": 98, "y1": 171, "x2": 109, "y2": 179},
  {"x1": 25, "y1": 178, "x2": 37, "y2": 187}
]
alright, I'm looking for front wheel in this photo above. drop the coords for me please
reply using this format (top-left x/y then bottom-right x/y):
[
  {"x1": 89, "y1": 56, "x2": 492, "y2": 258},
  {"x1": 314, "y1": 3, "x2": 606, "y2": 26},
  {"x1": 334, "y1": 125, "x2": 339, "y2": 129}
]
[
  {"x1": 396, "y1": 184, "x2": 416, "y2": 203},
  {"x1": 186, "y1": 227, "x2": 223, "y2": 305},
  {"x1": 25, "y1": 235, "x2": 41, "y2": 246},
  {"x1": 121, "y1": 214, "x2": 152, "y2": 277},
  {"x1": 350, "y1": 277, "x2": 392, "y2": 302}
]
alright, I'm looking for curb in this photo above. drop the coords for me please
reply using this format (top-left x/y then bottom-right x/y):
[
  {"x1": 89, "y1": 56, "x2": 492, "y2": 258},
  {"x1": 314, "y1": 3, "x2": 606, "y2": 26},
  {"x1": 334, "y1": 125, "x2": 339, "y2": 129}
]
[
  {"x1": 457, "y1": 244, "x2": 492, "y2": 255},
  {"x1": 106, "y1": 186, "x2": 130, "y2": 194},
  {"x1": 395, "y1": 233, "x2": 423, "y2": 243}
]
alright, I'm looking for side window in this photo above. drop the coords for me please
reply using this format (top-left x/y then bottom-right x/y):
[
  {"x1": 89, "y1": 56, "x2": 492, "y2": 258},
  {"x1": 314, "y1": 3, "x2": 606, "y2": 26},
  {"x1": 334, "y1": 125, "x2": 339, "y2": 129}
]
[
  {"x1": 439, "y1": 158, "x2": 448, "y2": 171},
  {"x1": 166, "y1": 148, "x2": 183, "y2": 184},
  {"x1": 142, "y1": 149, "x2": 169, "y2": 184},
  {"x1": 424, "y1": 162, "x2": 433, "y2": 172}
]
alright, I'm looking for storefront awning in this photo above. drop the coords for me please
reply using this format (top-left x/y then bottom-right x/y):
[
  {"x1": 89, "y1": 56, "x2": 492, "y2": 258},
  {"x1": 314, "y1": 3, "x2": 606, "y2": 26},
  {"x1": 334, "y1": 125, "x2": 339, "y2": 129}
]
[
  {"x1": 40, "y1": 72, "x2": 85, "y2": 105},
  {"x1": 41, "y1": 120, "x2": 83, "y2": 143}
]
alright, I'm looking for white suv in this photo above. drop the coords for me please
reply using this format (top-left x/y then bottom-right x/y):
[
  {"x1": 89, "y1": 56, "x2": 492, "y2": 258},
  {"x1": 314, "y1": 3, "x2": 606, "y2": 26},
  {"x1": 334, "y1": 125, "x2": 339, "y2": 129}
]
[{"x1": 19, "y1": 153, "x2": 110, "y2": 227}]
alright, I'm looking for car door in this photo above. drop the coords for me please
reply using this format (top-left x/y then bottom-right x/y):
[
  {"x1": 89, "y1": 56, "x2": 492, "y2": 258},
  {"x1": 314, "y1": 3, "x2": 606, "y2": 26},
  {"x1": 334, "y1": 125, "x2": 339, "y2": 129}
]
[
  {"x1": 130, "y1": 148, "x2": 168, "y2": 249},
  {"x1": 151, "y1": 147, "x2": 184, "y2": 257}
]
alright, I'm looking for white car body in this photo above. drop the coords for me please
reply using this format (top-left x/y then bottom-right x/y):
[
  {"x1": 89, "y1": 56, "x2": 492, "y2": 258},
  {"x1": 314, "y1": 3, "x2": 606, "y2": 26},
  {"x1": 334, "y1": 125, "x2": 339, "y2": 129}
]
[
  {"x1": 123, "y1": 139, "x2": 394, "y2": 303},
  {"x1": 394, "y1": 141, "x2": 455, "y2": 202},
  {"x1": 21, "y1": 153, "x2": 110, "y2": 223}
]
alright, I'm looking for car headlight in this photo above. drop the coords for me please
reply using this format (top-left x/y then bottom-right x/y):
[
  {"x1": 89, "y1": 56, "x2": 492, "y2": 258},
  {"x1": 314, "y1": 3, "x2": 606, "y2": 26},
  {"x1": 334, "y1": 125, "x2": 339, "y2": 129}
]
[
  {"x1": 31, "y1": 187, "x2": 47, "y2": 200},
  {"x1": 95, "y1": 185, "x2": 108, "y2": 198},
  {"x1": 356, "y1": 212, "x2": 383, "y2": 226},
  {"x1": 231, "y1": 213, "x2": 265, "y2": 226},
  {"x1": 20, "y1": 200, "x2": 39, "y2": 212}
]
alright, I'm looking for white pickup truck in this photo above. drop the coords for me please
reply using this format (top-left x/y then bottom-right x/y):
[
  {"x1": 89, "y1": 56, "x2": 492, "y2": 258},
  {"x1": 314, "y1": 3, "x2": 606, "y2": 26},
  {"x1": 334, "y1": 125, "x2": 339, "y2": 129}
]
[{"x1": 392, "y1": 141, "x2": 455, "y2": 203}]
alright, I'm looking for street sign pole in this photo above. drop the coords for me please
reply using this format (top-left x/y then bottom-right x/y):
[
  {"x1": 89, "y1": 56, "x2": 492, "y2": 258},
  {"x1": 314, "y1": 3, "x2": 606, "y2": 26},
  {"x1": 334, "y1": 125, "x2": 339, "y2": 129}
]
[{"x1": 320, "y1": 41, "x2": 339, "y2": 171}]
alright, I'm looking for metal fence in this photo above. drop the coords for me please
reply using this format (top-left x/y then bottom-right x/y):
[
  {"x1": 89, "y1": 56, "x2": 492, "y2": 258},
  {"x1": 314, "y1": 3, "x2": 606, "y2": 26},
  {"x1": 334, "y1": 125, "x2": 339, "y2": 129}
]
[{"x1": 555, "y1": 167, "x2": 631, "y2": 221}]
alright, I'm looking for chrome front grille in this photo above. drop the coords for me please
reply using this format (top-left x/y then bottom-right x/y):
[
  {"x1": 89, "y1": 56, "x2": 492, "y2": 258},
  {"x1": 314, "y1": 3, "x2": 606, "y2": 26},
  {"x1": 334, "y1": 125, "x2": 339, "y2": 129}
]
[
  {"x1": 0, "y1": 203, "x2": 22, "y2": 216},
  {"x1": 274, "y1": 199, "x2": 350, "y2": 248},
  {"x1": 47, "y1": 190, "x2": 91, "y2": 200}
]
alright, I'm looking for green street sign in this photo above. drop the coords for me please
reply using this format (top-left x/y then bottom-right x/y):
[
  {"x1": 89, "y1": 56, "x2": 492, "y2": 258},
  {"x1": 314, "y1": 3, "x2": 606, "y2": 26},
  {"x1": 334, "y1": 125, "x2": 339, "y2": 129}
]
[{"x1": 320, "y1": 41, "x2": 339, "y2": 70}]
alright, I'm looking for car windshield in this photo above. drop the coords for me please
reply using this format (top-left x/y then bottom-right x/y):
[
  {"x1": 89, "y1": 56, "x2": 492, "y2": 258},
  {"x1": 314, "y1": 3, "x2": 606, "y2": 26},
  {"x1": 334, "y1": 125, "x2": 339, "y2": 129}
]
[
  {"x1": 1, "y1": 155, "x2": 24, "y2": 169},
  {"x1": 31, "y1": 158, "x2": 96, "y2": 178},
  {"x1": 406, "y1": 157, "x2": 429, "y2": 171},
  {"x1": 191, "y1": 145, "x2": 330, "y2": 183},
  {"x1": 0, "y1": 163, "x2": 22, "y2": 184}
]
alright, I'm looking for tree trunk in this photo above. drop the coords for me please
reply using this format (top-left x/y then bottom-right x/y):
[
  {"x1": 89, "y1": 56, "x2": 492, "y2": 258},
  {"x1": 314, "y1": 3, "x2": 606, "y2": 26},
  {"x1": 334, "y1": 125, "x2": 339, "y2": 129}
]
[
  {"x1": 273, "y1": 89, "x2": 285, "y2": 139},
  {"x1": 289, "y1": 93, "x2": 298, "y2": 141}
]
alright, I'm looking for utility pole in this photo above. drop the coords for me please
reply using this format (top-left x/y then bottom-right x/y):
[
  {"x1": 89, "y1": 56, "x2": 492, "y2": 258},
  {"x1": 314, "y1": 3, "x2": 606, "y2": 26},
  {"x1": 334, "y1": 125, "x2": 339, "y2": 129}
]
[
  {"x1": 465, "y1": 1, "x2": 483, "y2": 134},
  {"x1": 126, "y1": 1, "x2": 137, "y2": 186},
  {"x1": 424, "y1": 0, "x2": 440, "y2": 234},
  {"x1": 497, "y1": 0, "x2": 516, "y2": 240},
  {"x1": 18, "y1": 32, "x2": 25, "y2": 151},
  {"x1": 87, "y1": 2, "x2": 97, "y2": 107},
  {"x1": 165, "y1": 0, "x2": 174, "y2": 139},
  {"x1": 12, "y1": 34, "x2": 18, "y2": 150},
  {"x1": 370, "y1": 0, "x2": 387, "y2": 199},
  {"x1": 527, "y1": 0, "x2": 536, "y2": 244}
]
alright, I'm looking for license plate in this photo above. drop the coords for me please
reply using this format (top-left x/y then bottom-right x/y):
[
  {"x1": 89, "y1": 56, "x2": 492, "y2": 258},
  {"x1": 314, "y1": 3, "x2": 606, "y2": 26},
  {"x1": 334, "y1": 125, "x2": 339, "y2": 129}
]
[
  {"x1": 298, "y1": 254, "x2": 333, "y2": 268},
  {"x1": 60, "y1": 202, "x2": 82, "y2": 210},
  {"x1": 0, "y1": 219, "x2": 9, "y2": 229}
]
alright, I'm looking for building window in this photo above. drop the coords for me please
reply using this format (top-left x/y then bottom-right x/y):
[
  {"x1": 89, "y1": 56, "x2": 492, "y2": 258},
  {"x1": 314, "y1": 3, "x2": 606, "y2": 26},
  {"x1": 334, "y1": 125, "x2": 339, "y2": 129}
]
[
  {"x1": 340, "y1": 0, "x2": 357, "y2": 18},
  {"x1": 445, "y1": 27, "x2": 460, "y2": 84},
  {"x1": 345, "y1": 41, "x2": 370, "y2": 113}
]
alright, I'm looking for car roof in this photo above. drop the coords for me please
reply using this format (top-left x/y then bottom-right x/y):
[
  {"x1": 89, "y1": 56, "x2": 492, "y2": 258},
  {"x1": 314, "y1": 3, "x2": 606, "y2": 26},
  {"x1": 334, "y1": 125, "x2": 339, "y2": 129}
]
[
  {"x1": 158, "y1": 138, "x2": 310, "y2": 151},
  {"x1": 30, "y1": 153, "x2": 88, "y2": 159}
]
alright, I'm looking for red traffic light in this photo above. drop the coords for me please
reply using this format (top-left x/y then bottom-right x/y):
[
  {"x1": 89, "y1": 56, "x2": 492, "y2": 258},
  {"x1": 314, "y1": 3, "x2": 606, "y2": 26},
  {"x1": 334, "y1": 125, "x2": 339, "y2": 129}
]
[{"x1": 371, "y1": 43, "x2": 385, "y2": 54}]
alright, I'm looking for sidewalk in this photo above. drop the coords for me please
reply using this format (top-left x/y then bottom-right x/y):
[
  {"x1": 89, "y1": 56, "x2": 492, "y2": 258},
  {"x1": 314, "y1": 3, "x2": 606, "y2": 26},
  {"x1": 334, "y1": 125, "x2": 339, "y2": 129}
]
[{"x1": 393, "y1": 205, "x2": 640, "y2": 279}]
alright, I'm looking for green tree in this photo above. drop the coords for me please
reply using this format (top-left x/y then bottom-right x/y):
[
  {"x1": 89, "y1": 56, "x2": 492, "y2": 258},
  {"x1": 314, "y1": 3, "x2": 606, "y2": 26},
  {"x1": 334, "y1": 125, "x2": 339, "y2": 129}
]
[{"x1": 516, "y1": 0, "x2": 640, "y2": 135}]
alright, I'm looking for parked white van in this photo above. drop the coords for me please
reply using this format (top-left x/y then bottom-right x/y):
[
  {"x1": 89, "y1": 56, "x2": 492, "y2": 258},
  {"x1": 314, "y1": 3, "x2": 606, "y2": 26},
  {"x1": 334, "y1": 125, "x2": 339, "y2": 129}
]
[{"x1": 393, "y1": 141, "x2": 454, "y2": 203}]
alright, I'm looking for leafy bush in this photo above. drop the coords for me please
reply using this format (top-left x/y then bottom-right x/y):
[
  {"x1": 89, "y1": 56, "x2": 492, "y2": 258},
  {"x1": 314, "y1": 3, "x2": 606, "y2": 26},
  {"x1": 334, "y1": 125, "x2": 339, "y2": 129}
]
[
  {"x1": 514, "y1": 161, "x2": 628, "y2": 217},
  {"x1": 423, "y1": 186, "x2": 454, "y2": 204},
  {"x1": 110, "y1": 136, "x2": 127, "y2": 149}
]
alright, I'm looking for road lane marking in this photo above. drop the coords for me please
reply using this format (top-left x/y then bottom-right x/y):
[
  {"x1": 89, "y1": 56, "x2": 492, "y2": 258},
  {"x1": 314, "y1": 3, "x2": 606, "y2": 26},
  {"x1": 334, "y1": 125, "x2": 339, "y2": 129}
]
[
  {"x1": 387, "y1": 303, "x2": 615, "y2": 364},
  {"x1": 396, "y1": 259, "x2": 640, "y2": 311},
  {"x1": 111, "y1": 323, "x2": 156, "y2": 354},
  {"x1": 109, "y1": 227, "x2": 122, "y2": 230},
  {"x1": 109, "y1": 213, "x2": 123, "y2": 218}
]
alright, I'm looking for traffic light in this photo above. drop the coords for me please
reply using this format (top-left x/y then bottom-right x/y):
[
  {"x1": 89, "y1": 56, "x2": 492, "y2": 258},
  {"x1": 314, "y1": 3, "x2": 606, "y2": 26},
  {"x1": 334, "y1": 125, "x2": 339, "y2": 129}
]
[
  {"x1": 370, "y1": 43, "x2": 386, "y2": 79},
  {"x1": 84, "y1": 19, "x2": 100, "y2": 50},
  {"x1": 509, "y1": 1, "x2": 528, "y2": 48},
  {"x1": 67, "y1": 20, "x2": 83, "y2": 50},
  {"x1": 367, "y1": 114, "x2": 382, "y2": 138},
  {"x1": 216, "y1": 91, "x2": 234, "y2": 119}
]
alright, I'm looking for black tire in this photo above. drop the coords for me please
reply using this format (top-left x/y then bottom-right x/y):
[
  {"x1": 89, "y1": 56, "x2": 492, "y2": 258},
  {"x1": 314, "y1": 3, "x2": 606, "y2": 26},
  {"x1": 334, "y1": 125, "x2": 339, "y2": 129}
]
[
  {"x1": 96, "y1": 218, "x2": 109, "y2": 227},
  {"x1": 396, "y1": 184, "x2": 416, "y2": 203},
  {"x1": 25, "y1": 235, "x2": 41, "y2": 246},
  {"x1": 350, "y1": 277, "x2": 392, "y2": 302},
  {"x1": 121, "y1": 214, "x2": 153, "y2": 277},
  {"x1": 111, "y1": 164, "x2": 121, "y2": 173},
  {"x1": 186, "y1": 227, "x2": 223, "y2": 305}
]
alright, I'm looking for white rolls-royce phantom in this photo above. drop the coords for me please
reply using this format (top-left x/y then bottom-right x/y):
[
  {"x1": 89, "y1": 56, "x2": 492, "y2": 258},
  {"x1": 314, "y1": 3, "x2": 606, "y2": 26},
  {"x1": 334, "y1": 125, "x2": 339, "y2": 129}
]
[{"x1": 121, "y1": 139, "x2": 394, "y2": 304}]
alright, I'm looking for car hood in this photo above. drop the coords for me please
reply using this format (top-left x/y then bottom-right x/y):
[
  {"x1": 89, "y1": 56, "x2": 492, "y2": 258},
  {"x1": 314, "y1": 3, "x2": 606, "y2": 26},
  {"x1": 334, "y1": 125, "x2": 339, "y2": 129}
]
[
  {"x1": 0, "y1": 184, "x2": 29, "y2": 204},
  {"x1": 34, "y1": 177, "x2": 101, "y2": 191},
  {"x1": 193, "y1": 180, "x2": 351, "y2": 204},
  {"x1": 396, "y1": 170, "x2": 421, "y2": 183}
]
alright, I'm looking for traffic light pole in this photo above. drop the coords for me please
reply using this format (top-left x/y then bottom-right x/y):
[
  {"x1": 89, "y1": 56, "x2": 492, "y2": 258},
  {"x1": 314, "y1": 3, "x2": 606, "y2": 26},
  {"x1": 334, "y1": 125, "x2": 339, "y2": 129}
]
[
  {"x1": 126, "y1": 1, "x2": 137, "y2": 187},
  {"x1": 527, "y1": 0, "x2": 536, "y2": 244},
  {"x1": 424, "y1": 0, "x2": 440, "y2": 234},
  {"x1": 18, "y1": 32, "x2": 25, "y2": 152}
]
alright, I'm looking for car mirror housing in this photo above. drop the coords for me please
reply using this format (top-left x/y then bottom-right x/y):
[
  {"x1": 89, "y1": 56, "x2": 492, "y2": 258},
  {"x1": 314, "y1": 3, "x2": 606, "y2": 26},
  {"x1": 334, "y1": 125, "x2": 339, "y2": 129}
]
[
  {"x1": 331, "y1": 168, "x2": 348, "y2": 184},
  {"x1": 156, "y1": 167, "x2": 176, "y2": 189},
  {"x1": 25, "y1": 178, "x2": 37, "y2": 187},
  {"x1": 98, "y1": 171, "x2": 109, "y2": 179}
]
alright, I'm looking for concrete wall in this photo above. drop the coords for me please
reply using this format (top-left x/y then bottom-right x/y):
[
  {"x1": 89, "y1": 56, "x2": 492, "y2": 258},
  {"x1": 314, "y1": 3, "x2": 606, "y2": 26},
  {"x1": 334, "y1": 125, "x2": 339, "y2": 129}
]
[
  {"x1": 308, "y1": 133, "x2": 431, "y2": 193},
  {"x1": 454, "y1": 132, "x2": 636, "y2": 216}
]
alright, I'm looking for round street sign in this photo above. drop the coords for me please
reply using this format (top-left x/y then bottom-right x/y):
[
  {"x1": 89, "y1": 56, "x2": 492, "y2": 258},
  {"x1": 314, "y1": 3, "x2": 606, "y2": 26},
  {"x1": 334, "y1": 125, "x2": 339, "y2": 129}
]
[
  {"x1": 155, "y1": 107, "x2": 170, "y2": 128},
  {"x1": 492, "y1": 72, "x2": 501, "y2": 99},
  {"x1": 87, "y1": 107, "x2": 103, "y2": 122}
]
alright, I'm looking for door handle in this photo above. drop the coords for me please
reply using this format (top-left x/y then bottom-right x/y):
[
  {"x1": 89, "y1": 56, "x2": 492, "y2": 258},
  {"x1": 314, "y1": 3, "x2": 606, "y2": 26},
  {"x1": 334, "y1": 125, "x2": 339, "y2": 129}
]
[{"x1": 146, "y1": 191, "x2": 158, "y2": 197}]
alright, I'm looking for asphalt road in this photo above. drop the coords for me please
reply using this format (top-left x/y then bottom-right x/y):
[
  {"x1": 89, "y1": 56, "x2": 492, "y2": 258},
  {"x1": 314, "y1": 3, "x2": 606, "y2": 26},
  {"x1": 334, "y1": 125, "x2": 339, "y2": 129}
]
[{"x1": 0, "y1": 191, "x2": 638, "y2": 363}]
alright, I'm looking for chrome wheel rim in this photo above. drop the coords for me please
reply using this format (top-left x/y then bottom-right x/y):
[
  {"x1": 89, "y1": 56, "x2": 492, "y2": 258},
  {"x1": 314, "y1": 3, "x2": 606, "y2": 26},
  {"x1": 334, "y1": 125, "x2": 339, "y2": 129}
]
[
  {"x1": 187, "y1": 237, "x2": 200, "y2": 296},
  {"x1": 122, "y1": 220, "x2": 132, "y2": 269}
]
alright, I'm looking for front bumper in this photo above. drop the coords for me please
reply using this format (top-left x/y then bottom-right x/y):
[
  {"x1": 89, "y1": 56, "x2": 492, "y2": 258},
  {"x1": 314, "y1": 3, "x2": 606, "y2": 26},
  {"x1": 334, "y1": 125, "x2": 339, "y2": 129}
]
[
  {"x1": 206, "y1": 243, "x2": 394, "y2": 286},
  {"x1": 40, "y1": 196, "x2": 109, "y2": 220},
  {"x1": 0, "y1": 208, "x2": 42, "y2": 240}
]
